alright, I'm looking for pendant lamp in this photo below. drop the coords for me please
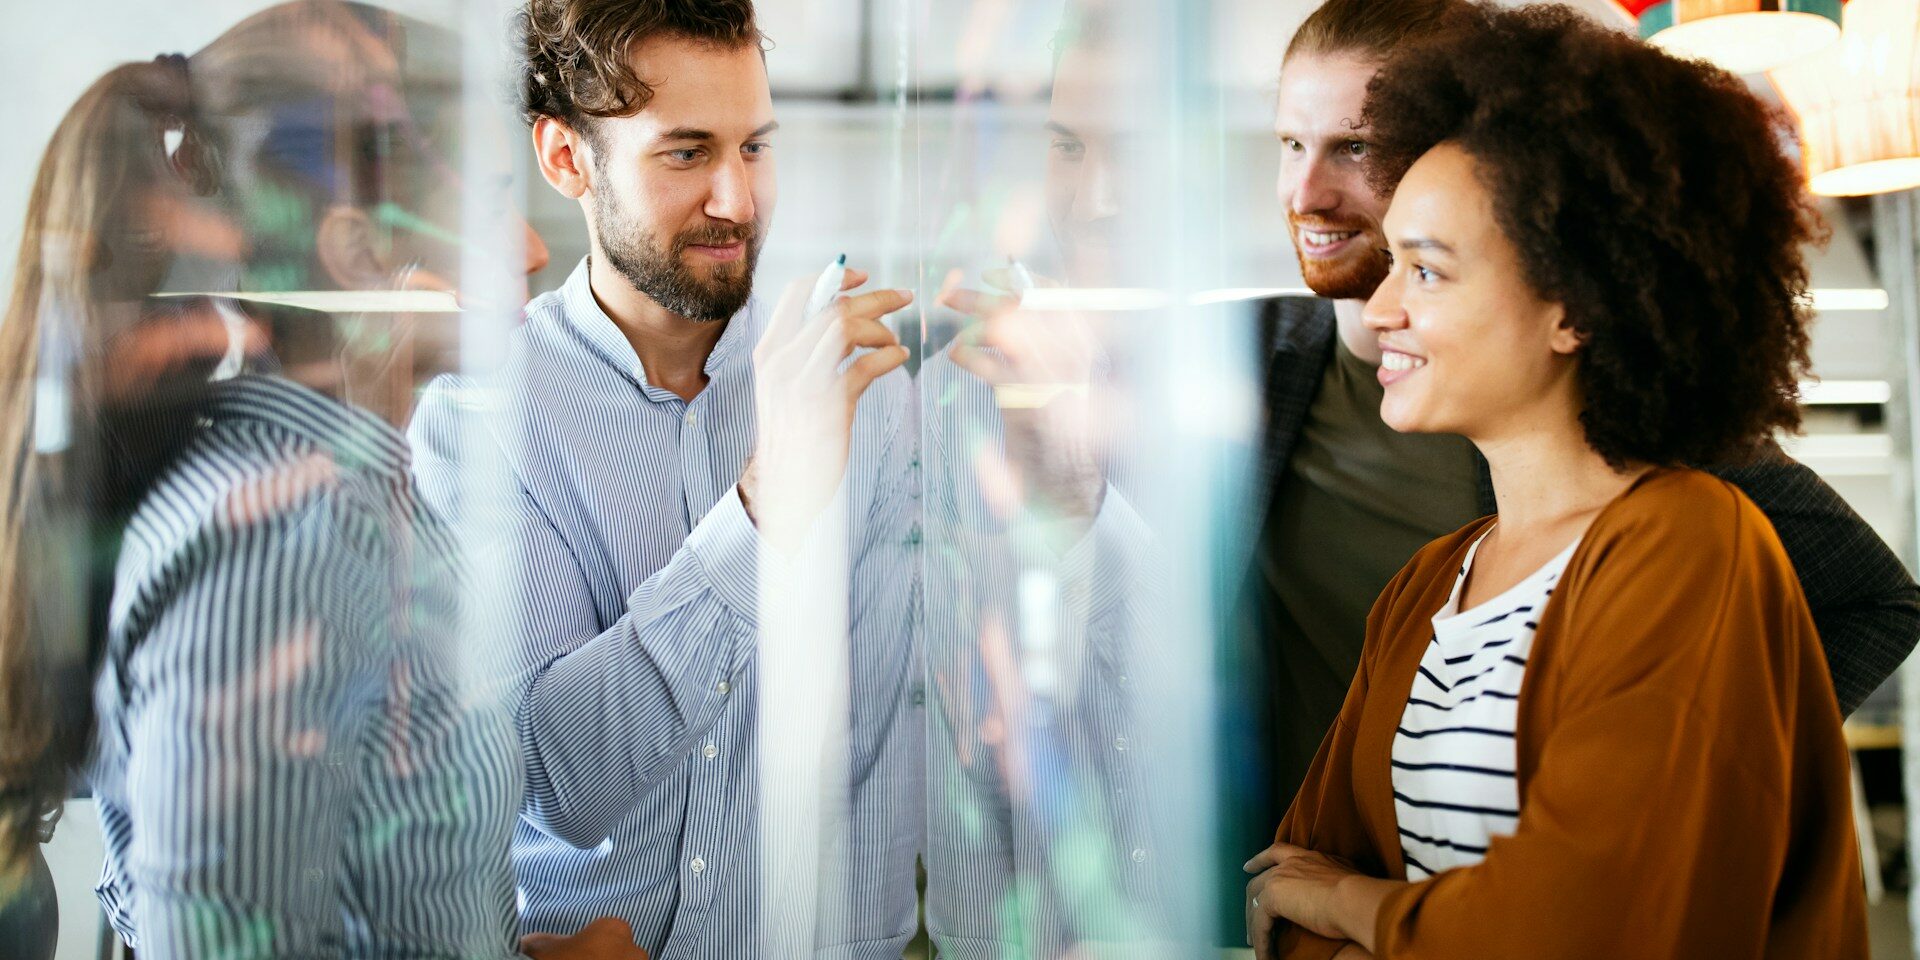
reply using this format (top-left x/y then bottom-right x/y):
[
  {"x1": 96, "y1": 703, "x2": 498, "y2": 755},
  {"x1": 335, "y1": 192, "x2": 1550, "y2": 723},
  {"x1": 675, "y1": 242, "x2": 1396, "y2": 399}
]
[
  {"x1": 1623, "y1": 0, "x2": 1842, "y2": 74},
  {"x1": 1772, "y1": 0, "x2": 1920, "y2": 196}
]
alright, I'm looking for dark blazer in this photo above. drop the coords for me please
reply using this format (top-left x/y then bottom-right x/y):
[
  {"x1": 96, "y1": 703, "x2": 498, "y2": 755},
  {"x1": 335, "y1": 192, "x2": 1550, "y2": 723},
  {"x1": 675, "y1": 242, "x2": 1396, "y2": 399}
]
[{"x1": 1242, "y1": 295, "x2": 1920, "y2": 716}]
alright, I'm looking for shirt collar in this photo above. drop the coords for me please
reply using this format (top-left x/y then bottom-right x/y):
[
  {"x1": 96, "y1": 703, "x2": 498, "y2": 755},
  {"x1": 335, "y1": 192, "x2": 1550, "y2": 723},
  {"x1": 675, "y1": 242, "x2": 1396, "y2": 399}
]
[
  {"x1": 557, "y1": 257, "x2": 757, "y2": 393},
  {"x1": 201, "y1": 374, "x2": 412, "y2": 477}
]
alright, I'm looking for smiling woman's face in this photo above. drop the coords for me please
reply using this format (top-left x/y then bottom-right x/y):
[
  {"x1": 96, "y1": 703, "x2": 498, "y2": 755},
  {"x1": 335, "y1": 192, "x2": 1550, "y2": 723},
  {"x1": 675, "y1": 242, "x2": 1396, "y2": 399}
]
[{"x1": 1361, "y1": 141, "x2": 1581, "y2": 441}]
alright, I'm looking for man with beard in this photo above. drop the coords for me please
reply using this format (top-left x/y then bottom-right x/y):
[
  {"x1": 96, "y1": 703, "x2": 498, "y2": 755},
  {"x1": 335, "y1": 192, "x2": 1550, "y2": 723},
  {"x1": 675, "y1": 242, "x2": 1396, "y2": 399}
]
[
  {"x1": 406, "y1": 1, "x2": 921, "y2": 957},
  {"x1": 1232, "y1": 0, "x2": 1920, "y2": 885}
]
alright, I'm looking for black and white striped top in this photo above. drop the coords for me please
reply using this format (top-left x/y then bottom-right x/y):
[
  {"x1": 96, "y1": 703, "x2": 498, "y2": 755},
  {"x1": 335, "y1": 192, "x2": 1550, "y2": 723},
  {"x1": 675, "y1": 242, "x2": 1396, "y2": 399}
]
[
  {"x1": 1391, "y1": 532, "x2": 1578, "y2": 880},
  {"x1": 88, "y1": 374, "x2": 523, "y2": 957}
]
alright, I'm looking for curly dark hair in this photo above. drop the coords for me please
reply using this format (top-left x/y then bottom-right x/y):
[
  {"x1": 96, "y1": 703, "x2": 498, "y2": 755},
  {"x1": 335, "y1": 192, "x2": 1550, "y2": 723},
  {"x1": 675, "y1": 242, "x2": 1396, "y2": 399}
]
[
  {"x1": 516, "y1": 0, "x2": 761, "y2": 130},
  {"x1": 1361, "y1": 2, "x2": 1821, "y2": 468}
]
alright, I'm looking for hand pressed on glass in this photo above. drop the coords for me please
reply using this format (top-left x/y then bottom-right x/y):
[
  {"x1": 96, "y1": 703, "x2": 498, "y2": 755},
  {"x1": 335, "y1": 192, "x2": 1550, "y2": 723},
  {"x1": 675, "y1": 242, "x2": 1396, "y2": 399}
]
[{"x1": 940, "y1": 266, "x2": 1108, "y2": 529}]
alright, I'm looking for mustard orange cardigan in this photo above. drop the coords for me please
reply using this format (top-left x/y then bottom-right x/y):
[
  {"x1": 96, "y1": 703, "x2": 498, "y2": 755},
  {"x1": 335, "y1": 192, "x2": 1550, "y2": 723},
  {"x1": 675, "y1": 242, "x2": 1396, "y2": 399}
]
[{"x1": 1274, "y1": 468, "x2": 1867, "y2": 958}]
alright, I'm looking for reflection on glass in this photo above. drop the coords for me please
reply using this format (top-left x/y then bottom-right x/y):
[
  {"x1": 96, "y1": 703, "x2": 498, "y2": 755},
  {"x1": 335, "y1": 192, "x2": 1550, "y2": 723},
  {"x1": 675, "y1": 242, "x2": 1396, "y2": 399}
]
[{"x1": 919, "y1": 0, "x2": 1235, "y2": 955}]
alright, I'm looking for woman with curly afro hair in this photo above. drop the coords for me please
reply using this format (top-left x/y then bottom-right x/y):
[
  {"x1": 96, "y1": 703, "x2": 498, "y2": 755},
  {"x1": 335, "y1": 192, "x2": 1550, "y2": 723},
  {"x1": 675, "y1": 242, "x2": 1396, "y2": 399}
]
[{"x1": 1242, "y1": 3, "x2": 1868, "y2": 958}]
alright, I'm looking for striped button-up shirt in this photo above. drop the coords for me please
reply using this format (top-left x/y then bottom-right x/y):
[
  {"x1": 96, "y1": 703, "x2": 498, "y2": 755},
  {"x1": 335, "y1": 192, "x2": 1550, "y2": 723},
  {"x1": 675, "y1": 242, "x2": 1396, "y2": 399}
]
[
  {"x1": 89, "y1": 374, "x2": 523, "y2": 958},
  {"x1": 407, "y1": 259, "x2": 922, "y2": 959}
]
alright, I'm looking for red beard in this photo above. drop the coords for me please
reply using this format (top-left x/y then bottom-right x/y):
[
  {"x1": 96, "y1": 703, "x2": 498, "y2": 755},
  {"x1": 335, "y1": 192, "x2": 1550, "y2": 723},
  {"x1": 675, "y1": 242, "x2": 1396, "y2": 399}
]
[{"x1": 1288, "y1": 213, "x2": 1389, "y2": 301}]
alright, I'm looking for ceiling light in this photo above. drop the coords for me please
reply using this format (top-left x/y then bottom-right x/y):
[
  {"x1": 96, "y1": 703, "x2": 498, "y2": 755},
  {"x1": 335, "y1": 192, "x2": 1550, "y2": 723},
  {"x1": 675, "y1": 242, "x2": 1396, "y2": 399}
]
[
  {"x1": 1623, "y1": 0, "x2": 1841, "y2": 75},
  {"x1": 1772, "y1": 0, "x2": 1920, "y2": 196}
]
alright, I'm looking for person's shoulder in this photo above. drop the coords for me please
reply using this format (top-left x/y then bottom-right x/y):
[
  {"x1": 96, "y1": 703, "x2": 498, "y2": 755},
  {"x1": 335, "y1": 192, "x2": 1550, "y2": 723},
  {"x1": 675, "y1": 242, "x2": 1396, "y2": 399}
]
[
  {"x1": 1260, "y1": 292, "x2": 1333, "y2": 319},
  {"x1": 523, "y1": 282, "x2": 569, "y2": 320},
  {"x1": 126, "y1": 416, "x2": 378, "y2": 578},
  {"x1": 513, "y1": 285, "x2": 584, "y2": 359},
  {"x1": 1578, "y1": 467, "x2": 1795, "y2": 589},
  {"x1": 1552, "y1": 469, "x2": 1818, "y2": 688},
  {"x1": 118, "y1": 427, "x2": 426, "y2": 670},
  {"x1": 407, "y1": 372, "x2": 514, "y2": 482},
  {"x1": 1593, "y1": 467, "x2": 1757, "y2": 542},
  {"x1": 1255, "y1": 293, "x2": 1336, "y2": 354},
  {"x1": 409, "y1": 369, "x2": 502, "y2": 434}
]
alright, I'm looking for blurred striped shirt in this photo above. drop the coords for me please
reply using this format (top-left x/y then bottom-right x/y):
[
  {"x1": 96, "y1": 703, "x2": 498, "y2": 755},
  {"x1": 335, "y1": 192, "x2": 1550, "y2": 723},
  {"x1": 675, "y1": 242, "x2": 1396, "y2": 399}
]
[
  {"x1": 88, "y1": 374, "x2": 523, "y2": 958},
  {"x1": 406, "y1": 259, "x2": 923, "y2": 959}
]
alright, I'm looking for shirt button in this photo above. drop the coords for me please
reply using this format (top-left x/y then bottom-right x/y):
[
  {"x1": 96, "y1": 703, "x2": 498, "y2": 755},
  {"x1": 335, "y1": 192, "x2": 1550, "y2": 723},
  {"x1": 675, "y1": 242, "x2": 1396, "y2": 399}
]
[
  {"x1": 683, "y1": 410, "x2": 697, "y2": 427},
  {"x1": 690, "y1": 857, "x2": 707, "y2": 875},
  {"x1": 717, "y1": 680, "x2": 731, "y2": 695},
  {"x1": 703, "y1": 743, "x2": 718, "y2": 760},
  {"x1": 1117, "y1": 674, "x2": 1129, "y2": 686},
  {"x1": 1113, "y1": 735, "x2": 1129, "y2": 752},
  {"x1": 1130, "y1": 847, "x2": 1147, "y2": 864}
]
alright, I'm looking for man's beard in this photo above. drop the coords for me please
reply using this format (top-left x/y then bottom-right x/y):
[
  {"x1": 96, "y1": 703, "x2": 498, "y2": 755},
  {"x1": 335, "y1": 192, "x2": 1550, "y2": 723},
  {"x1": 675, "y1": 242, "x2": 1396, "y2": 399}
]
[
  {"x1": 1288, "y1": 212, "x2": 1389, "y2": 301},
  {"x1": 596, "y1": 194, "x2": 761, "y2": 323}
]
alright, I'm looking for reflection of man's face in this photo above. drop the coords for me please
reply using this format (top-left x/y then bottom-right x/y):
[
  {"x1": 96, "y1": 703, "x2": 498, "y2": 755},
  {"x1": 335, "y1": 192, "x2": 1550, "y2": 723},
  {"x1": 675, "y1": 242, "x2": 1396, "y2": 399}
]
[
  {"x1": 403, "y1": 84, "x2": 552, "y2": 303},
  {"x1": 259, "y1": 35, "x2": 549, "y2": 307},
  {"x1": 1274, "y1": 51, "x2": 1390, "y2": 302},
  {"x1": 583, "y1": 35, "x2": 778, "y2": 322},
  {"x1": 1044, "y1": 43, "x2": 1131, "y2": 287}
]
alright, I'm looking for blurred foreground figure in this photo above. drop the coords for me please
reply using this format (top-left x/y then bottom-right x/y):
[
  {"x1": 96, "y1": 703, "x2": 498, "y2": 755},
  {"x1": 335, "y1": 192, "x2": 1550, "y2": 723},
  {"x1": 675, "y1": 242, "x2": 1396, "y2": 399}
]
[{"x1": 0, "y1": 3, "x2": 632, "y2": 957}]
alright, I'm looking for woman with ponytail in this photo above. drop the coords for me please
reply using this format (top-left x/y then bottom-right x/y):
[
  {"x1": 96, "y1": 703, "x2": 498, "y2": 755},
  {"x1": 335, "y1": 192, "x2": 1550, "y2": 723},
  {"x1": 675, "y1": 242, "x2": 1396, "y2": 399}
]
[
  {"x1": 0, "y1": 5, "x2": 622, "y2": 957},
  {"x1": 0, "y1": 54, "x2": 236, "y2": 960}
]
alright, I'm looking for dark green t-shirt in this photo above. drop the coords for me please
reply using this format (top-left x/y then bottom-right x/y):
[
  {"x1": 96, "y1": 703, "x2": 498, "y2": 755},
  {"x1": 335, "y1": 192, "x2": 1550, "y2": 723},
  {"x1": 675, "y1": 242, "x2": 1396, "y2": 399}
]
[{"x1": 1260, "y1": 333, "x2": 1485, "y2": 798}]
